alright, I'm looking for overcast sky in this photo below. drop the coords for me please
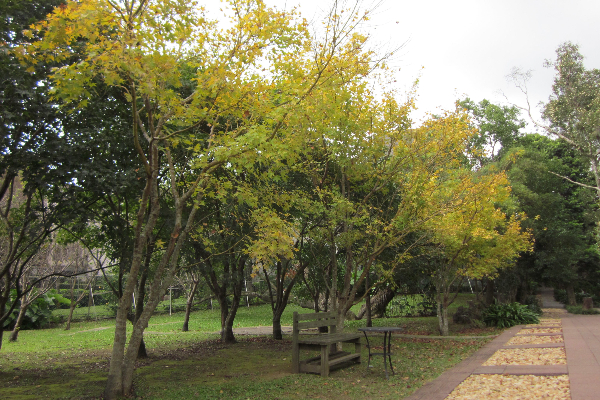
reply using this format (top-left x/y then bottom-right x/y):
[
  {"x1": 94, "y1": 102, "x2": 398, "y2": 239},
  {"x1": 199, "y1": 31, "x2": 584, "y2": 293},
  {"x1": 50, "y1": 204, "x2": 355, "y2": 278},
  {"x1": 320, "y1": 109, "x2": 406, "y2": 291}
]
[{"x1": 265, "y1": 0, "x2": 600, "y2": 131}]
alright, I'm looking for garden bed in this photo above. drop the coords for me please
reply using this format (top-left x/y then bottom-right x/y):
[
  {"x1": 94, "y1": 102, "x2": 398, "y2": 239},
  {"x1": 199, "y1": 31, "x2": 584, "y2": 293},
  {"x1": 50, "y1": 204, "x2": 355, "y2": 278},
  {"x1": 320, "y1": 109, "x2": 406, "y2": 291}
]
[
  {"x1": 445, "y1": 374, "x2": 570, "y2": 399},
  {"x1": 482, "y1": 348, "x2": 566, "y2": 366},
  {"x1": 506, "y1": 335, "x2": 563, "y2": 345}
]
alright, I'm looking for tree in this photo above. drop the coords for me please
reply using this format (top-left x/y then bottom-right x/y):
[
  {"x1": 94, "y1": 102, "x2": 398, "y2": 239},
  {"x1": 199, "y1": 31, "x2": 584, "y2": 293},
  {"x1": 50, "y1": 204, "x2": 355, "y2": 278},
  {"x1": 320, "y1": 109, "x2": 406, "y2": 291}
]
[
  {"x1": 542, "y1": 42, "x2": 600, "y2": 196},
  {"x1": 458, "y1": 97, "x2": 528, "y2": 305},
  {"x1": 458, "y1": 98, "x2": 525, "y2": 167},
  {"x1": 22, "y1": 0, "x2": 383, "y2": 396},
  {"x1": 0, "y1": 0, "x2": 68, "y2": 350},
  {"x1": 425, "y1": 168, "x2": 533, "y2": 335},
  {"x1": 509, "y1": 43, "x2": 600, "y2": 197},
  {"x1": 301, "y1": 90, "x2": 486, "y2": 332},
  {"x1": 501, "y1": 134, "x2": 599, "y2": 304}
]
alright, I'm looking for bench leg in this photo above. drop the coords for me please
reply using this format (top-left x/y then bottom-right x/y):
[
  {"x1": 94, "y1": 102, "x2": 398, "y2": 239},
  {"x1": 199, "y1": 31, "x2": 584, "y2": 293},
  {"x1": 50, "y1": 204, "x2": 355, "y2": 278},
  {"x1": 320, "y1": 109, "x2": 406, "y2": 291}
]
[
  {"x1": 292, "y1": 342, "x2": 299, "y2": 373},
  {"x1": 355, "y1": 341, "x2": 362, "y2": 363},
  {"x1": 321, "y1": 346, "x2": 330, "y2": 377}
]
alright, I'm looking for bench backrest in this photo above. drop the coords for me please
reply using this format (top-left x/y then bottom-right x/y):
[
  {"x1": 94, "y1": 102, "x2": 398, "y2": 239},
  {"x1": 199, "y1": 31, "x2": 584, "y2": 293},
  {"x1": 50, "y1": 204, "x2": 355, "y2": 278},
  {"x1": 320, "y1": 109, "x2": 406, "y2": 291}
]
[{"x1": 292, "y1": 311, "x2": 337, "y2": 340}]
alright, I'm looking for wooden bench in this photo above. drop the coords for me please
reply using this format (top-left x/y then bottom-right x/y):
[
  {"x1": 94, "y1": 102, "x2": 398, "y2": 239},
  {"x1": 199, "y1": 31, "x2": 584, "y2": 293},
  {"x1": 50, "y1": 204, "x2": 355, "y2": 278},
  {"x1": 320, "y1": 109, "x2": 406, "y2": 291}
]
[{"x1": 292, "y1": 311, "x2": 361, "y2": 377}]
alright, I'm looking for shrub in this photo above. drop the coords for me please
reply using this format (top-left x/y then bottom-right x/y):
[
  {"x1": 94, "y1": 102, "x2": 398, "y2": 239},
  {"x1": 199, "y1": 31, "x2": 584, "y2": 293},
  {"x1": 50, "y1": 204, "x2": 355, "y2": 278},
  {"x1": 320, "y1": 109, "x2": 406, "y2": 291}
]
[
  {"x1": 523, "y1": 295, "x2": 543, "y2": 315},
  {"x1": 554, "y1": 289, "x2": 568, "y2": 304},
  {"x1": 452, "y1": 306, "x2": 472, "y2": 324},
  {"x1": 6, "y1": 290, "x2": 69, "y2": 330},
  {"x1": 566, "y1": 305, "x2": 600, "y2": 315},
  {"x1": 575, "y1": 292, "x2": 600, "y2": 305},
  {"x1": 482, "y1": 302, "x2": 539, "y2": 328}
]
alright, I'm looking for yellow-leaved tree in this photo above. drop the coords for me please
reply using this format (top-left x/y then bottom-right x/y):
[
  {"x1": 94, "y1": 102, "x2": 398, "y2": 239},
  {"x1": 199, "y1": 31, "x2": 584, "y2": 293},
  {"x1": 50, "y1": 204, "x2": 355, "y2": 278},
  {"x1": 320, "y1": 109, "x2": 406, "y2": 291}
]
[
  {"x1": 19, "y1": 0, "x2": 384, "y2": 397},
  {"x1": 426, "y1": 168, "x2": 533, "y2": 335}
]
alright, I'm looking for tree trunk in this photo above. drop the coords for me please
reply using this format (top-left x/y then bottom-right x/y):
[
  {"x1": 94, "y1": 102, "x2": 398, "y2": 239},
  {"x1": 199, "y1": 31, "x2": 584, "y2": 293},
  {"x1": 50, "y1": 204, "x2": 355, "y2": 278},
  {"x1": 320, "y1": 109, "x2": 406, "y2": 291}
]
[
  {"x1": 9, "y1": 302, "x2": 28, "y2": 342},
  {"x1": 131, "y1": 268, "x2": 149, "y2": 360},
  {"x1": 222, "y1": 296, "x2": 239, "y2": 344},
  {"x1": 365, "y1": 273, "x2": 372, "y2": 327},
  {"x1": 65, "y1": 300, "x2": 77, "y2": 331},
  {"x1": 0, "y1": 291, "x2": 6, "y2": 350},
  {"x1": 216, "y1": 292, "x2": 234, "y2": 343},
  {"x1": 566, "y1": 283, "x2": 576, "y2": 306},
  {"x1": 137, "y1": 338, "x2": 147, "y2": 359},
  {"x1": 437, "y1": 301, "x2": 449, "y2": 336},
  {"x1": 104, "y1": 300, "x2": 130, "y2": 400},
  {"x1": 182, "y1": 302, "x2": 192, "y2": 332},
  {"x1": 182, "y1": 278, "x2": 199, "y2": 332},
  {"x1": 356, "y1": 287, "x2": 395, "y2": 319},
  {"x1": 222, "y1": 259, "x2": 245, "y2": 344},
  {"x1": 272, "y1": 311, "x2": 283, "y2": 340},
  {"x1": 485, "y1": 279, "x2": 495, "y2": 306}
]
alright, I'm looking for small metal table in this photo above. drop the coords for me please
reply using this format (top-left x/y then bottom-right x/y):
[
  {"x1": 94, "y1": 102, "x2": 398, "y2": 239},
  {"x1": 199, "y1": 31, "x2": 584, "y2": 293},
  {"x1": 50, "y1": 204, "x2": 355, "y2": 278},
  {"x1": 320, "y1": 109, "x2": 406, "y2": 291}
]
[{"x1": 358, "y1": 326, "x2": 403, "y2": 379}]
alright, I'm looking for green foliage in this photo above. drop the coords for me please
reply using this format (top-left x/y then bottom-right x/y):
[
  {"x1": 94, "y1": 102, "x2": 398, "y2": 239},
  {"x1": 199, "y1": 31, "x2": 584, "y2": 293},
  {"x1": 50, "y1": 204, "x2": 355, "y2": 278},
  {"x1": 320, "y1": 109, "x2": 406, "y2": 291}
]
[
  {"x1": 554, "y1": 289, "x2": 568, "y2": 304},
  {"x1": 49, "y1": 290, "x2": 71, "y2": 308},
  {"x1": 565, "y1": 305, "x2": 600, "y2": 315},
  {"x1": 386, "y1": 294, "x2": 437, "y2": 317},
  {"x1": 503, "y1": 134, "x2": 600, "y2": 293},
  {"x1": 523, "y1": 295, "x2": 543, "y2": 315},
  {"x1": 554, "y1": 289, "x2": 600, "y2": 306},
  {"x1": 458, "y1": 97, "x2": 525, "y2": 166},
  {"x1": 6, "y1": 290, "x2": 68, "y2": 331},
  {"x1": 543, "y1": 42, "x2": 600, "y2": 168},
  {"x1": 482, "y1": 302, "x2": 540, "y2": 328}
]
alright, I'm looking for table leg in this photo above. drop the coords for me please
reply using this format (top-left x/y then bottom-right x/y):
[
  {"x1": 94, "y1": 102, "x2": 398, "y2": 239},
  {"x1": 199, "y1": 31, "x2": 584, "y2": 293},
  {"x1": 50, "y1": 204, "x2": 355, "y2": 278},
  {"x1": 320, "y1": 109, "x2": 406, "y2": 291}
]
[
  {"x1": 362, "y1": 331, "x2": 372, "y2": 374},
  {"x1": 387, "y1": 331, "x2": 395, "y2": 376},
  {"x1": 383, "y1": 331, "x2": 389, "y2": 379}
]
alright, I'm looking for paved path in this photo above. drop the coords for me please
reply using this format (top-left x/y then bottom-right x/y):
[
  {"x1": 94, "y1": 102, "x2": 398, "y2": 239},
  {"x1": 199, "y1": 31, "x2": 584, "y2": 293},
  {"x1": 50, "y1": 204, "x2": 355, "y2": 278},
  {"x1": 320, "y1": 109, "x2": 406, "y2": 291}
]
[
  {"x1": 406, "y1": 290, "x2": 600, "y2": 400},
  {"x1": 540, "y1": 286, "x2": 565, "y2": 308}
]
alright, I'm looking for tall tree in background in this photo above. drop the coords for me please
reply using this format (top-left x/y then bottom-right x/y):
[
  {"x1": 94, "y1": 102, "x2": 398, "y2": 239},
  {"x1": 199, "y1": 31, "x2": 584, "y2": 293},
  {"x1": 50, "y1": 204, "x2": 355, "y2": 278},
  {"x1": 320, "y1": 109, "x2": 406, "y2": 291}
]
[
  {"x1": 458, "y1": 98, "x2": 525, "y2": 166},
  {"x1": 542, "y1": 42, "x2": 600, "y2": 196},
  {"x1": 0, "y1": 0, "x2": 69, "y2": 350},
  {"x1": 501, "y1": 134, "x2": 599, "y2": 304}
]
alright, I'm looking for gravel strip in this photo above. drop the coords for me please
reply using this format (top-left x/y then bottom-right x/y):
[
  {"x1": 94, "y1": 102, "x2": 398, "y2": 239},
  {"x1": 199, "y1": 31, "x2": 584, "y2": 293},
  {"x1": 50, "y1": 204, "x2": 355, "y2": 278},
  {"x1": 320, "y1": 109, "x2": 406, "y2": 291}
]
[
  {"x1": 541, "y1": 309, "x2": 568, "y2": 317},
  {"x1": 445, "y1": 374, "x2": 570, "y2": 400},
  {"x1": 507, "y1": 335, "x2": 564, "y2": 345},
  {"x1": 539, "y1": 318, "x2": 562, "y2": 324},
  {"x1": 518, "y1": 327, "x2": 562, "y2": 334},
  {"x1": 483, "y1": 348, "x2": 566, "y2": 365}
]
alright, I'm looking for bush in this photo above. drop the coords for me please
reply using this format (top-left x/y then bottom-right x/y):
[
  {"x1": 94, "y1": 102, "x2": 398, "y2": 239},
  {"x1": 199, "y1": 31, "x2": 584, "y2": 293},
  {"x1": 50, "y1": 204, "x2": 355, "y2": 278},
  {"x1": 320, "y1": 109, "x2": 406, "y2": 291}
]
[
  {"x1": 554, "y1": 289, "x2": 568, "y2": 304},
  {"x1": 482, "y1": 302, "x2": 539, "y2": 328},
  {"x1": 523, "y1": 295, "x2": 543, "y2": 315},
  {"x1": 566, "y1": 305, "x2": 600, "y2": 315},
  {"x1": 575, "y1": 292, "x2": 600, "y2": 305},
  {"x1": 452, "y1": 306, "x2": 472, "y2": 324},
  {"x1": 385, "y1": 294, "x2": 437, "y2": 317},
  {"x1": 5, "y1": 290, "x2": 69, "y2": 331}
]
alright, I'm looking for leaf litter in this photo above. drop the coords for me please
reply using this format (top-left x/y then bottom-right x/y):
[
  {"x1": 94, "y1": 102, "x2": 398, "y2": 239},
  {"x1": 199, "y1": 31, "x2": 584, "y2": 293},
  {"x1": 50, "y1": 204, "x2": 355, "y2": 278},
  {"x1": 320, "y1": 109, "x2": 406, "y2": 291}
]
[
  {"x1": 483, "y1": 348, "x2": 566, "y2": 365},
  {"x1": 445, "y1": 374, "x2": 570, "y2": 400}
]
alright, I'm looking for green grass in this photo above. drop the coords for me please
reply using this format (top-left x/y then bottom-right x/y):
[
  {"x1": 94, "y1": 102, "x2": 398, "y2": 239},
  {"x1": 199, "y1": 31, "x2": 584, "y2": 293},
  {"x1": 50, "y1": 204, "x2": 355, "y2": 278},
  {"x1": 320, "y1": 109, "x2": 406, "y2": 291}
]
[{"x1": 1, "y1": 294, "x2": 499, "y2": 399}]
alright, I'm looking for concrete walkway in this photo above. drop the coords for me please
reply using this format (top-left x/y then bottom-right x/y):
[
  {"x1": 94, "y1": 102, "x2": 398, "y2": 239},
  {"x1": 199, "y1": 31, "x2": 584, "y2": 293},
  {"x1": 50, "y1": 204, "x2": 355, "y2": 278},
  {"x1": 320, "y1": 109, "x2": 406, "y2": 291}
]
[
  {"x1": 539, "y1": 286, "x2": 565, "y2": 308},
  {"x1": 406, "y1": 290, "x2": 600, "y2": 400}
]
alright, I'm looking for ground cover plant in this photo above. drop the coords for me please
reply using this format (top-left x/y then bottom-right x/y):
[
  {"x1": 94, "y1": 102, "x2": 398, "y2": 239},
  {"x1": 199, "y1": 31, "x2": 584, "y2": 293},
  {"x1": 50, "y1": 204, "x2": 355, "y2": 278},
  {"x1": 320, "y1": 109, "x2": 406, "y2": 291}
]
[
  {"x1": 0, "y1": 298, "x2": 499, "y2": 399},
  {"x1": 482, "y1": 301, "x2": 540, "y2": 328},
  {"x1": 565, "y1": 305, "x2": 600, "y2": 315}
]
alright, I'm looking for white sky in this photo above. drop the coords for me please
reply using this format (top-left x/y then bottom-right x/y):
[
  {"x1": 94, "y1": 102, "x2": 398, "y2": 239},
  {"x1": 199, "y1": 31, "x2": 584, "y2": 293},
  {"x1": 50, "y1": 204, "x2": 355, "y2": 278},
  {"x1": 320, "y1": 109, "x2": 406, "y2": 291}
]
[{"x1": 263, "y1": 0, "x2": 600, "y2": 131}]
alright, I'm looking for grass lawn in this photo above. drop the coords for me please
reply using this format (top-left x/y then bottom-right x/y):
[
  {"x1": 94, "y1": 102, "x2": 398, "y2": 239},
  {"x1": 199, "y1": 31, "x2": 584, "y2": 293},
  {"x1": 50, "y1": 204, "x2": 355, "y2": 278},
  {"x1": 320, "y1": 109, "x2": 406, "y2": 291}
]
[{"x1": 0, "y1": 294, "x2": 501, "y2": 399}]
